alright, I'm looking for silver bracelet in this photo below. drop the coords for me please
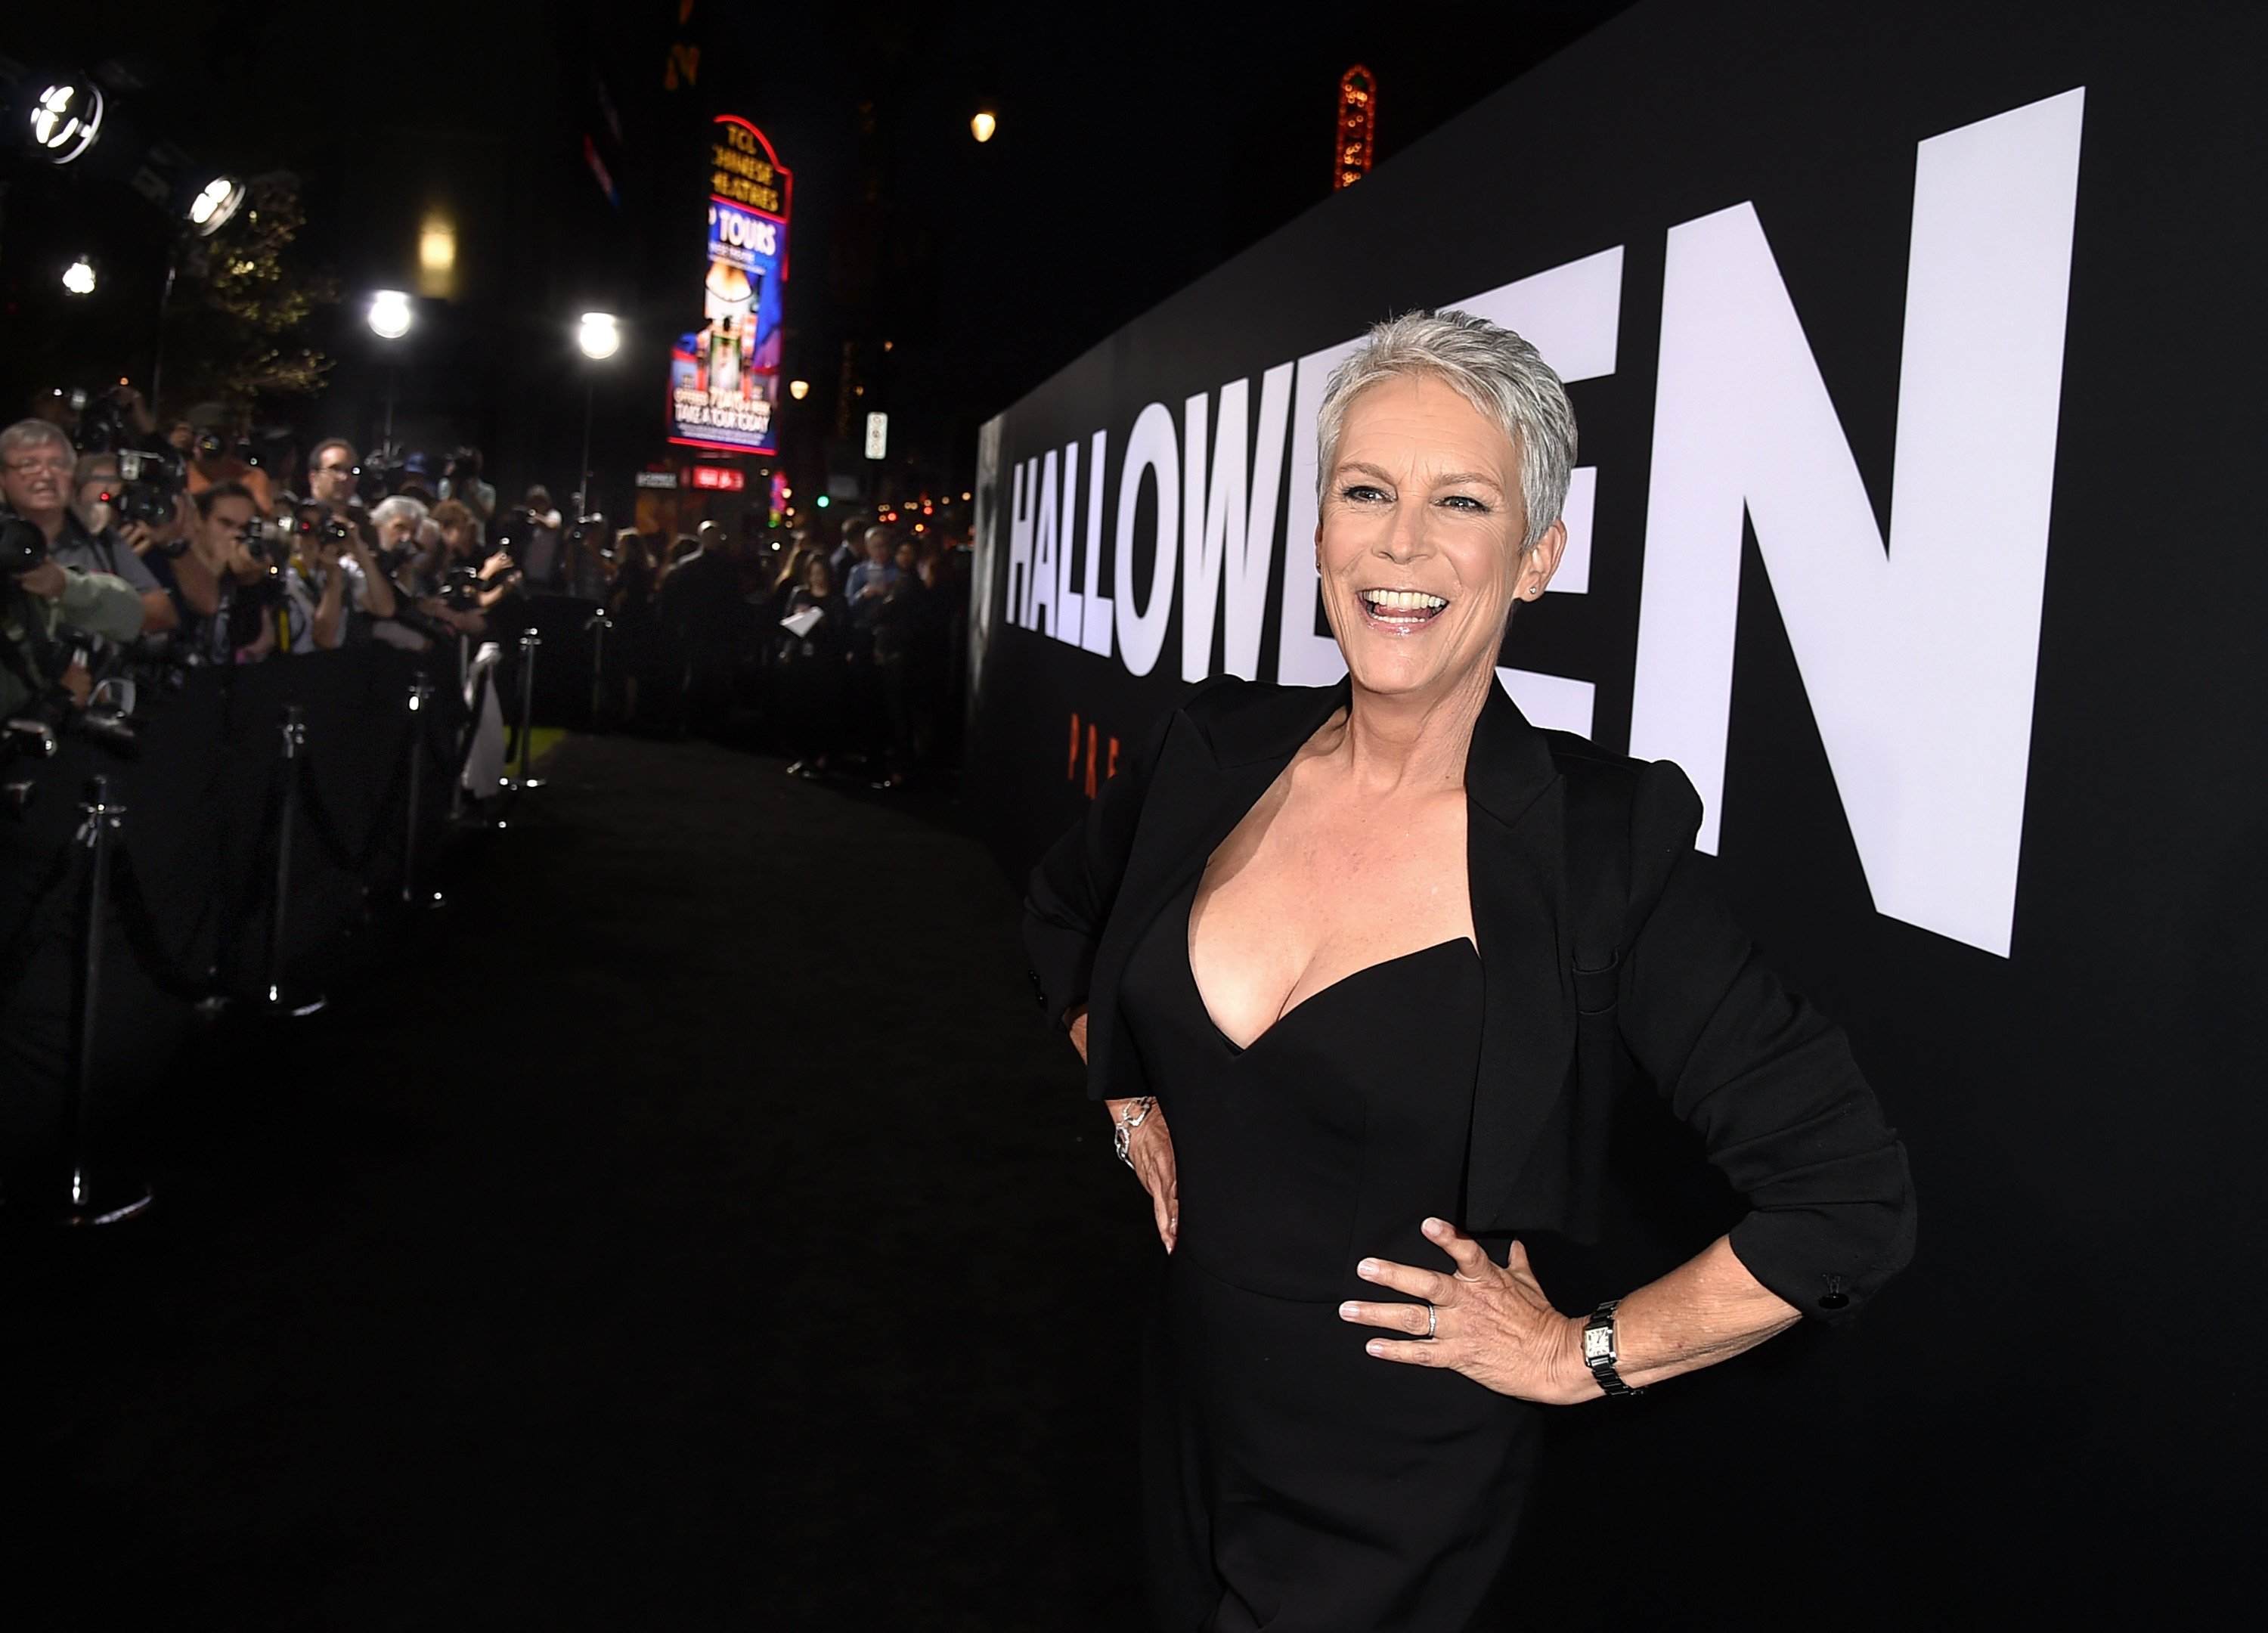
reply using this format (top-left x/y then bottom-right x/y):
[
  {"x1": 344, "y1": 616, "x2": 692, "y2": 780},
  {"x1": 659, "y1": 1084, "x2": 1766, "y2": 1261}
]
[{"x1": 1112, "y1": 1096, "x2": 1157, "y2": 1167}]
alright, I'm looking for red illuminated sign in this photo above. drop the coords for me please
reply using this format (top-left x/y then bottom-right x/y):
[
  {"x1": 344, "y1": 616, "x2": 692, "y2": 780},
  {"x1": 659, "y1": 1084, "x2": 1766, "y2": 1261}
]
[{"x1": 689, "y1": 465, "x2": 746, "y2": 491}]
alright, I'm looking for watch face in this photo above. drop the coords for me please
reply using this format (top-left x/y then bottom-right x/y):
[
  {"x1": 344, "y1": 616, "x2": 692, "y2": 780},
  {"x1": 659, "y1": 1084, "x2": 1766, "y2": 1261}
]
[{"x1": 1583, "y1": 1325, "x2": 1613, "y2": 1365}]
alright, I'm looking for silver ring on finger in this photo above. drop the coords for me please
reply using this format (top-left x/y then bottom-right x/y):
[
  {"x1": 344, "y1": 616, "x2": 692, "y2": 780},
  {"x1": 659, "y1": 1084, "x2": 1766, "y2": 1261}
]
[{"x1": 1425, "y1": 1302, "x2": 1438, "y2": 1340}]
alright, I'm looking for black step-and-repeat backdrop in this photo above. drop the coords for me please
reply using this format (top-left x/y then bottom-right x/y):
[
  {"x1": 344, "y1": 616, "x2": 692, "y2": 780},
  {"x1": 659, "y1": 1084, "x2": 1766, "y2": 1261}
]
[{"x1": 963, "y1": 0, "x2": 2263, "y2": 1610}]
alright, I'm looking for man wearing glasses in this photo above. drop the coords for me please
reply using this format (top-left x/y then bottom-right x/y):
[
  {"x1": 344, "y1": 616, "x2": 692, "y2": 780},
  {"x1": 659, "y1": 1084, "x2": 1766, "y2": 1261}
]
[
  {"x1": 296, "y1": 438, "x2": 398, "y2": 648},
  {"x1": 64, "y1": 448, "x2": 185, "y2": 637},
  {"x1": 0, "y1": 419, "x2": 147, "y2": 717},
  {"x1": 0, "y1": 422, "x2": 178, "y2": 640}
]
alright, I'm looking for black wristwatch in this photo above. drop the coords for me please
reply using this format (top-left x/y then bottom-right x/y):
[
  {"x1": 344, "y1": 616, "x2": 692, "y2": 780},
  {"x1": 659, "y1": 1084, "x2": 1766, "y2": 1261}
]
[{"x1": 1582, "y1": 1299, "x2": 1644, "y2": 1397}]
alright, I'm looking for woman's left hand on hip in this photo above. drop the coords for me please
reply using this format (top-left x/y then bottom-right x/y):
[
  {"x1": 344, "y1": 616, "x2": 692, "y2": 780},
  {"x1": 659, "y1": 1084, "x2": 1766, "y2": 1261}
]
[{"x1": 1339, "y1": 1217, "x2": 1594, "y2": 1405}]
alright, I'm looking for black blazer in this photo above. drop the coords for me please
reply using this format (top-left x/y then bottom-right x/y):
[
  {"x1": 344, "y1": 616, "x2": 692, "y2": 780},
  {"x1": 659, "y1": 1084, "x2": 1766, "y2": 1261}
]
[{"x1": 1023, "y1": 675, "x2": 1916, "y2": 1323}]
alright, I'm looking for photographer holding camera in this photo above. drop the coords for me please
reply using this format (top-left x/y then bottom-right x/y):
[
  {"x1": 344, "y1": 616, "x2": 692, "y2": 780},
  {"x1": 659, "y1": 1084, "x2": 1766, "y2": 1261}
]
[
  {"x1": 67, "y1": 449, "x2": 187, "y2": 637},
  {"x1": 437, "y1": 447, "x2": 496, "y2": 525},
  {"x1": 0, "y1": 423, "x2": 181, "y2": 643},
  {"x1": 1, "y1": 423, "x2": 147, "y2": 718},
  {"x1": 169, "y1": 481, "x2": 280, "y2": 664},
  {"x1": 185, "y1": 423, "x2": 276, "y2": 516},
  {"x1": 303, "y1": 438, "x2": 398, "y2": 642}
]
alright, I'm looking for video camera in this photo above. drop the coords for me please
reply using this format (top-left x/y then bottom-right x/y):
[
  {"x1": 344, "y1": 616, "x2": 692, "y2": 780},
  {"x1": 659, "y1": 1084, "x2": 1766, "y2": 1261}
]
[
  {"x1": 73, "y1": 386, "x2": 188, "y2": 530},
  {"x1": 2, "y1": 512, "x2": 47, "y2": 576}
]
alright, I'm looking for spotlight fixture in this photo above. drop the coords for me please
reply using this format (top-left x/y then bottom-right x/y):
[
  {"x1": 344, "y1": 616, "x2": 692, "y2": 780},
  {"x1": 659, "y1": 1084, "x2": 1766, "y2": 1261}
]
[
  {"x1": 61, "y1": 257, "x2": 96, "y2": 296},
  {"x1": 368, "y1": 290, "x2": 413, "y2": 339},
  {"x1": 186, "y1": 175, "x2": 246, "y2": 236},
  {"x1": 578, "y1": 311, "x2": 621, "y2": 360},
  {"x1": 789, "y1": 379, "x2": 810, "y2": 400},
  {"x1": 29, "y1": 78, "x2": 104, "y2": 165},
  {"x1": 970, "y1": 109, "x2": 997, "y2": 144}
]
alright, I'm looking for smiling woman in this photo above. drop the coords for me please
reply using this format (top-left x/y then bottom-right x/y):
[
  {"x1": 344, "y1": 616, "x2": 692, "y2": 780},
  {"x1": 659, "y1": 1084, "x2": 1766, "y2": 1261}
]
[{"x1": 1023, "y1": 310, "x2": 1916, "y2": 1629}]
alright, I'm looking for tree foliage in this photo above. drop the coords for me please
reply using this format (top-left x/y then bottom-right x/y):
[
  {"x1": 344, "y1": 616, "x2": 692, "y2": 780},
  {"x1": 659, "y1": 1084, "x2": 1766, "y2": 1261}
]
[{"x1": 163, "y1": 172, "x2": 338, "y2": 419}]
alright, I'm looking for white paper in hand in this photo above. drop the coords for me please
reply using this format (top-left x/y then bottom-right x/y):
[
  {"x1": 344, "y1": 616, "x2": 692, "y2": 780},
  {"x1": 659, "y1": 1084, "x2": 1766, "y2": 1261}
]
[{"x1": 780, "y1": 606, "x2": 824, "y2": 637}]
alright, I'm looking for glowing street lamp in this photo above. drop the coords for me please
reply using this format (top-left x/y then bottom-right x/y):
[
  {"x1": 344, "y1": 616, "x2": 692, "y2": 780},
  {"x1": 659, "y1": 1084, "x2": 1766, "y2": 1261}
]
[
  {"x1": 789, "y1": 379, "x2": 810, "y2": 399},
  {"x1": 971, "y1": 109, "x2": 997, "y2": 144},
  {"x1": 578, "y1": 311, "x2": 621, "y2": 360},
  {"x1": 576, "y1": 313, "x2": 622, "y2": 513},
  {"x1": 61, "y1": 257, "x2": 96, "y2": 296},
  {"x1": 368, "y1": 290, "x2": 413, "y2": 339}
]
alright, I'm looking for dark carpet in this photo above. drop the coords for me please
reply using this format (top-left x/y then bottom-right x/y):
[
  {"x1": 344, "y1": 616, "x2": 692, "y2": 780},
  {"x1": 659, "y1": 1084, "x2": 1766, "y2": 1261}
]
[{"x1": 1, "y1": 736, "x2": 1152, "y2": 1630}]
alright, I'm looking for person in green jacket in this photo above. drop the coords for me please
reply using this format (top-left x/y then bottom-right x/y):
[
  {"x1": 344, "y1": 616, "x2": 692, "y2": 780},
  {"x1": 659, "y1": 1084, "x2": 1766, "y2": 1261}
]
[{"x1": 1, "y1": 551, "x2": 146, "y2": 721}]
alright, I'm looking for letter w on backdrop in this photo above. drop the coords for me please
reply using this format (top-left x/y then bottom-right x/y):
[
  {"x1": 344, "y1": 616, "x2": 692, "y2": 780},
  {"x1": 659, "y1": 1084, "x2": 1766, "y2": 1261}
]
[{"x1": 1631, "y1": 88, "x2": 2085, "y2": 957}]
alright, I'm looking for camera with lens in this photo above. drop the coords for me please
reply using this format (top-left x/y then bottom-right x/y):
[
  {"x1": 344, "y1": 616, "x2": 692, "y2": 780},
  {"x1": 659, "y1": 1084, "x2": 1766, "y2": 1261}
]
[
  {"x1": 357, "y1": 448, "x2": 403, "y2": 507},
  {"x1": 437, "y1": 566, "x2": 491, "y2": 609},
  {"x1": 286, "y1": 504, "x2": 354, "y2": 555},
  {"x1": 237, "y1": 513, "x2": 293, "y2": 564},
  {"x1": 108, "y1": 448, "x2": 184, "y2": 529}
]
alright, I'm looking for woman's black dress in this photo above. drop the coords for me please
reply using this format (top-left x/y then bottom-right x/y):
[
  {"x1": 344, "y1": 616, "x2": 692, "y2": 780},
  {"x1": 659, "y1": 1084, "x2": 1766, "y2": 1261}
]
[{"x1": 1120, "y1": 876, "x2": 1541, "y2": 1632}]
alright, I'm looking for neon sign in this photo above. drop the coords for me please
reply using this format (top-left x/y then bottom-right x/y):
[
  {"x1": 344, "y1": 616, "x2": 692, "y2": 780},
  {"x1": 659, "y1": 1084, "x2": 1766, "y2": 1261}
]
[{"x1": 669, "y1": 116, "x2": 791, "y2": 456}]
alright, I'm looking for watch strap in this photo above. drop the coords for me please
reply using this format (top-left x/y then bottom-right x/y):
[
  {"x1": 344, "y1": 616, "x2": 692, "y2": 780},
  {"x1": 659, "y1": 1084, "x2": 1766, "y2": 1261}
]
[{"x1": 1582, "y1": 1298, "x2": 1645, "y2": 1397}]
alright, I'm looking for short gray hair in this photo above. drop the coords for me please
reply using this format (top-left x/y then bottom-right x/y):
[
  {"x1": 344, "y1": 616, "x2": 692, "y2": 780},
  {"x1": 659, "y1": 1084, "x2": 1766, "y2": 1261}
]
[
  {"x1": 1315, "y1": 309, "x2": 1578, "y2": 550},
  {"x1": 1, "y1": 419, "x2": 74, "y2": 464},
  {"x1": 369, "y1": 494, "x2": 429, "y2": 530}
]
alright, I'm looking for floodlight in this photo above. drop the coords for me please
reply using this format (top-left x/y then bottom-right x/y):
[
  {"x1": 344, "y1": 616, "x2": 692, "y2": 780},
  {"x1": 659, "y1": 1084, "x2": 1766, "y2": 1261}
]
[
  {"x1": 368, "y1": 290, "x2": 414, "y2": 339},
  {"x1": 187, "y1": 175, "x2": 246, "y2": 235},
  {"x1": 29, "y1": 79, "x2": 103, "y2": 165},
  {"x1": 578, "y1": 311, "x2": 621, "y2": 359},
  {"x1": 61, "y1": 257, "x2": 96, "y2": 296}
]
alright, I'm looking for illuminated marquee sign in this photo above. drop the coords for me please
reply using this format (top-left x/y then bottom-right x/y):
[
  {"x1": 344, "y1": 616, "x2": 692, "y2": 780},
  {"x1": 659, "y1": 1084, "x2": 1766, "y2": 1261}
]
[
  {"x1": 689, "y1": 465, "x2": 745, "y2": 491},
  {"x1": 669, "y1": 116, "x2": 791, "y2": 457}
]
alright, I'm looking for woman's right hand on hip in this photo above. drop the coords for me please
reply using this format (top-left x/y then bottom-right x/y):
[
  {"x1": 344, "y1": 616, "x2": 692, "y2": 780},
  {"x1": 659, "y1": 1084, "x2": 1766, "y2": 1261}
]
[{"x1": 1107, "y1": 1097, "x2": 1179, "y2": 1253}]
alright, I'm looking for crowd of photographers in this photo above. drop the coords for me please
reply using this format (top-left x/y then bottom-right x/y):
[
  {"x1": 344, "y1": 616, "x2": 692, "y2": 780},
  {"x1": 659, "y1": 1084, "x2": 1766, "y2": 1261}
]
[
  {"x1": 3, "y1": 383, "x2": 970, "y2": 787},
  {"x1": 2, "y1": 388, "x2": 532, "y2": 745}
]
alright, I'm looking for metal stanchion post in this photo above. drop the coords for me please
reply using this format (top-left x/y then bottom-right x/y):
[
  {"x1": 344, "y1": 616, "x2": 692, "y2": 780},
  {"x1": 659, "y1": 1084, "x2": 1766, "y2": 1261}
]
[
  {"x1": 584, "y1": 607, "x2": 612, "y2": 731},
  {"x1": 65, "y1": 774, "x2": 150, "y2": 1226},
  {"x1": 507, "y1": 625, "x2": 544, "y2": 795},
  {"x1": 265, "y1": 704, "x2": 325, "y2": 1016},
  {"x1": 449, "y1": 631, "x2": 470, "y2": 824},
  {"x1": 401, "y1": 678, "x2": 443, "y2": 909}
]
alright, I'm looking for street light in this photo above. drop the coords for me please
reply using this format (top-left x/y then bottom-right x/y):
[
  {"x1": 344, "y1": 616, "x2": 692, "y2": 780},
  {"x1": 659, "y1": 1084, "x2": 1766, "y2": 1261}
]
[
  {"x1": 367, "y1": 291, "x2": 413, "y2": 448},
  {"x1": 28, "y1": 78, "x2": 104, "y2": 165},
  {"x1": 789, "y1": 379, "x2": 810, "y2": 399},
  {"x1": 971, "y1": 109, "x2": 997, "y2": 144},
  {"x1": 578, "y1": 311, "x2": 621, "y2": 359},
  {"x1": 368, "y1": 290, "x2": 413, "y2": 339},
  {"x1": 61, "y1": 257, "x2": 95, "y2": 296},
  {"x1": 576, "y1": 312, "x2": 621, "y2": 514}
]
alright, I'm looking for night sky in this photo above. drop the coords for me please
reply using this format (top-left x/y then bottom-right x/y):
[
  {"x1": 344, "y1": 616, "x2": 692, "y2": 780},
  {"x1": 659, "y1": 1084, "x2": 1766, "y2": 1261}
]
[{"x1": 2, "y1": 0, "x2": 1631, "y2": 510}]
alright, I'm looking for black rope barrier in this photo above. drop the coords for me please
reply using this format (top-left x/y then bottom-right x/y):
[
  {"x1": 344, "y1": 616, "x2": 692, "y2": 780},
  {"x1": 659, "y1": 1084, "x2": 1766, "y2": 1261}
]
[
  {"x1": 296, "y1": 727, "x2": 415, "y2": 876},
  {"x1": 108, "y1": 841, "x2": 221, "y2": 1003},
  {"x1": 0, "y1": 831, "x2": 83, "y2": 996}
]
